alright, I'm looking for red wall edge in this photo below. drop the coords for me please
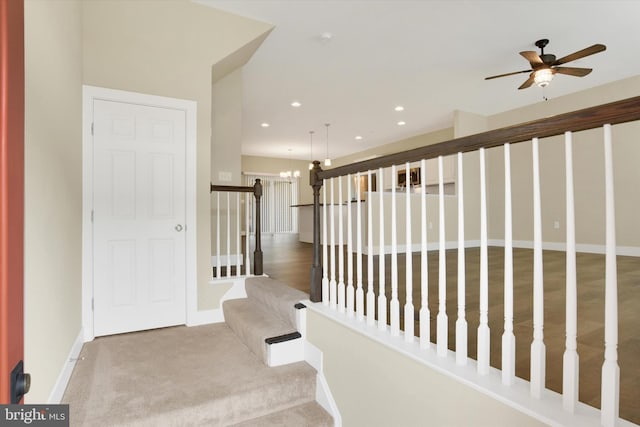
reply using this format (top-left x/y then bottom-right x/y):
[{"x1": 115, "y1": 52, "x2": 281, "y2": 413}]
[{"x1": 0, "y1": 0, "x2": 25, "y2": 404}]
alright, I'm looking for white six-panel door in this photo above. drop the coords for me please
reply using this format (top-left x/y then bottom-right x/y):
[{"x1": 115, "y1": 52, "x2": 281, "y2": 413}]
[{"x1": 92, "y1": 99, "x2": 186, "y2": 336}]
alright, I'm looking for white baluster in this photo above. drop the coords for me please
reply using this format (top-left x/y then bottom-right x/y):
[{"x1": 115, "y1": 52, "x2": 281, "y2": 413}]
[
  {"x1": 322, "y1": 181, "x2": 329, "y2": 305},
  {"x1": 562, "y1": 133, "x2": 579, "y2": 411},
  {"x1": 404, "y1": 163, "x2": 414, "y2": 341},
  {"x1": 502, "y1": 144, "x2": 515, "y2": 385},
  {"x1": 367, "y1": 170, "x2": 376, "y2": 326},
  {"x1": 478, "y1": 148, "x2": 490, "y2": 374},
  {"x1": 437, "y1": 156, "x2": 448, "y2": 357},
  {"x1": 419, "y1": 159, "x2": 430, "y2": 348},
  {"x1": 530, "y1": 137, "x2": 546, "y2": 399},
  {"x1": 330, "y1": 178, "x2": 337, "y2": 308},
  {"x1": 226, "y1": 193, "x2": 231, "y2": 278},
  {"x1": 601, "y1": 124, "x2": 620, "y2": 427},
  {"x1": 390, "y1": 165, "x2": 400, "y2": 336},
  {"x1": 347, "y1": 174, "x2": 355, "y2": 316},
  {"x1": 236, "y1": 193, "x2": 241, "y2": 277},
  {"x1": 245, "y1": 192, "x2": 251, "y2": 276},
  {"x1": 378, "y1": 168, "x2": 387, "y2": 330},
  {"x1": 338, "y1": 176, "x2": 346, "y2": 313},
  {"x1": 456, "y1": 152, "x2": 467, "y2": 365},
  {"x1": 356, "y1": 173, "x2": 365, "y2": 321},
  {"x1": 216, "y1": 192, "x2": 221, "y2": 278}
]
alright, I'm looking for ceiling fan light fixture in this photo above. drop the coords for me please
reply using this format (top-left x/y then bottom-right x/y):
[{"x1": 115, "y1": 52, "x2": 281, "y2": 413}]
[{"x1": 534, "y1": 68, "x2": 554, "y2": 87}]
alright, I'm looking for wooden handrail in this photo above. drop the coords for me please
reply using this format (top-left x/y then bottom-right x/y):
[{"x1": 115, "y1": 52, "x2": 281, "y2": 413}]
[
  {"x1": 309, "y1": 95, "x2": 640, "y2": 302},
  {"x1": 210, "y1": 179, "x2": 263, "y2": 276},
  {"x1": 317, "y1": 96, "x2": 640, "y2": 180},
  {"x1": 210, "y1": 184, "x2": 255, "y2": 193}
]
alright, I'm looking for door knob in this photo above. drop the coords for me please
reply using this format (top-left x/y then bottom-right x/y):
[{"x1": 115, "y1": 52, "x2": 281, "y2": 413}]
[{"x1": 175, "y1": 224, "x2": 183, "y2": 232}]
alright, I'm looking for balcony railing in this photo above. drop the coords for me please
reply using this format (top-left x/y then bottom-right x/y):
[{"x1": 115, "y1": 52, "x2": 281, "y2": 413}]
[
  {"x1": 309, "y1": 96, "x2": 640, "y2": 426},
  {"x1": 210, "y1": 180, "x2": 263, "y2": 278}
]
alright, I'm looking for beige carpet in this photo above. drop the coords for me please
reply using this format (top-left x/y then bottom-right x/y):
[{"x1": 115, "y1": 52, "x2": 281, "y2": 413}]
[{"x1": 62, "y1": 323, "x2": 325, "y2": 426}]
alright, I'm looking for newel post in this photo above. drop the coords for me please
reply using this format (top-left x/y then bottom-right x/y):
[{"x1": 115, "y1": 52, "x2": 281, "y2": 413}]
[
  {"x1": 253, "y1": 179, "x2": 263, "y2": 275},
  {"x1": 310, "y1": 161, "x2": 323, "y2": 302}
]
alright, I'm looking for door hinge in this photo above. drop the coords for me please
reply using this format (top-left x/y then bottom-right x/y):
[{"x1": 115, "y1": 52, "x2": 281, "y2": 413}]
[
  {"x1": 91, "y1": 122, "x2": 94, "y2": 136},
  {"x1": 91, "y1": 210, "x2": 94, "y2": 222},
  {"x1": 91, "y1": 298, "x2": 94, "y2": 311}
]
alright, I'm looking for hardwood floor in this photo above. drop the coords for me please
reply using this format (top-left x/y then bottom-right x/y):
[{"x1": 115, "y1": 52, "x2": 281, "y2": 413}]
[{"x1": 259, "y1": 233, "x2": 640, "y2": 424}]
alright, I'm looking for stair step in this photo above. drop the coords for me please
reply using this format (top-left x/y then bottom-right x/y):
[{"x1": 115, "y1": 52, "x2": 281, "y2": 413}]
[
  {"x1": 224, "y1": 298, "x2": 298, "y2": 364},
  {"x1": 62, "y1": 323, "x2": 319, "y2": 426},
  {"x1": 229, "y1": 401, "x2": 333, "y2": 427},
  {"x1": 245, "y1": 276, "x2": 308, "y2": 328}
]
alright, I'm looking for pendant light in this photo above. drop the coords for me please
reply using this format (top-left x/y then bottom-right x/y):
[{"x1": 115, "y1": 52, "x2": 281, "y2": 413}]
[
  {"x1": 280, "y1": 148, "x2": 300, "y2": 179},
  {"x1": 308, "y1": 131, "x2": 314, "y2": 170},
  {"x1": 324, "y1": 123, "x2": 332, "y2": 167}
]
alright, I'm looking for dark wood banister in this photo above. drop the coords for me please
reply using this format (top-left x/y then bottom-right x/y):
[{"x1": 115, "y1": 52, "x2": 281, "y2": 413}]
[
  {"x1": 317, "y1": 96, "x2": 640, "y2": 180},
  {"x1": 309, "y1": 95, "x2": 640, "y2": 301},
  {"x1": 210, "y1": 179, "x2": 263, "y2": 276}
]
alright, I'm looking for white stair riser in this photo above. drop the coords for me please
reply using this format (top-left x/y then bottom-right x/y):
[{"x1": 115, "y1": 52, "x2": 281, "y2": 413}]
[{"x1": 267, "y1": 337, "x2": 305, "y2": 367}]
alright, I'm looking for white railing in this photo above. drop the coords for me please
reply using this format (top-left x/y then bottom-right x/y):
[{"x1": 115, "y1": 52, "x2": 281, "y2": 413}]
[
  {"x1": 309, "y1": 97, "x2": 640, "y2": 427},
  {"x1": 210, "y1": 181, "x2": 263, "y2": 279}
]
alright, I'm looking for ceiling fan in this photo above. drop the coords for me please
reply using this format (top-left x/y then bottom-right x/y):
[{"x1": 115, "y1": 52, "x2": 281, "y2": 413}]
[{"x1": 485, "y1": 39, "x2": 606, "y2": 89}]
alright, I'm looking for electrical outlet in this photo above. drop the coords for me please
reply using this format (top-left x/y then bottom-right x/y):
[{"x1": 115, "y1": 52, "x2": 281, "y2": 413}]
[{"x1": 554, "y1": 221, "x2": 560, "y2": 229}]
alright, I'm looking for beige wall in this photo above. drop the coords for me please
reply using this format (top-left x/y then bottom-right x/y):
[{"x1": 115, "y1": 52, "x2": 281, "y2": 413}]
[
  {"x1": 24, "y1": 0, "x2": 83, "y2": 403},
  {"x1": 332, "y1": 127, "x2": 454, "y2": 167},
  {"x1": 208, "y1": 68, "x2": 243, "y2": 293},
  {"x1": 81, "y1": 0, "x2": 273, "y2": 311},
  {"x1": 486, "y1": 75, "x2": 640, "y2": 246},
  {"x1": 212, "y1": 68, "x2": 243, "y2": 186},
  {"x1": 23, "y1": 0, "x2": 273, "y2": 400},
  {"x1": 307, "y1": 310, "x2": 545, "y2": 427},
  {"x1": 324, "y1": 77, "x2": 640, "y2": 249}
]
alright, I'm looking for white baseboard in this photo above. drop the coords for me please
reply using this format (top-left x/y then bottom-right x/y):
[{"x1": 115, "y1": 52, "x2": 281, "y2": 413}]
[
  {"x1": 48, "y1": 329, "x2": 84, "y2": 404},
  {"x1": 361, "y1": 240, "x2": 480, "y2": 255},
  {"x1": 355, "y1": 239, "x2": 639, "y2": 256},
  {"x1": 187, "y1": 277, "x2": 249, "y2": 327},
  {"x1": 187, "y1": 309, "x2": 224, "y2": 326},
  {"x1": 305, "y1": 340, "x2": 342, "y2": 427},
  {"x1": 489, "y1": 239, "x2": 640, "y2": 256}
]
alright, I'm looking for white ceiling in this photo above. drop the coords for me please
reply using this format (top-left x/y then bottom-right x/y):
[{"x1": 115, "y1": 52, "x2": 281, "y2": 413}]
[{"x1": 201, "y1": 0, "x2": 640, "y2": 161}]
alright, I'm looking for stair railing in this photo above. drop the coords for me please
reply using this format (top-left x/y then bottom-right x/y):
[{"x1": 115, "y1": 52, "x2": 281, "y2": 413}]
[
  {"x1": 210, "y1": 179, "x2": 263, "y2": 278},
  {"x1": 309, "y1": 96, "x2": 640, "y2": 427}
]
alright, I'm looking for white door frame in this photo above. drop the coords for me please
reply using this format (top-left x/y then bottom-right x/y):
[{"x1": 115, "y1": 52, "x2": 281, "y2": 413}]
[{"x1": 82, "y1": 85, "x2": 197, "y2": 342}]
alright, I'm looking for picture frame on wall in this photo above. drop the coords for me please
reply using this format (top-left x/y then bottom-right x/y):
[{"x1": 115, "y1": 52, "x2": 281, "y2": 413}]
[
  {"x1": 398, "y1": 167, "x2": 420, "y2": 188},
  {"x1": 352, "y1": 173, "x2": 376, "y2": 200}
]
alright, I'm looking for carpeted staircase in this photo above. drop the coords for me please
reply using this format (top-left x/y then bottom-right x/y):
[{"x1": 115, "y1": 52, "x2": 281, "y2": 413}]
[
  {"x1": 62, "y1": 277, "x2": 333, "y2": 426},
  {"x1": 223, "y1": 276, "x2": 332, "y2": 426}
]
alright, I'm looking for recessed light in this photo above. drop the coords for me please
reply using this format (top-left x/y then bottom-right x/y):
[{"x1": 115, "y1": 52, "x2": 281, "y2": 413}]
[
  {"x1": 355, "y1": 135, "x2": 363, "y2": 140},
  {"x1": 261, "y1": 122, "x2": 270, "y2": 128},
  {"x1": 394, "y1": 105, "x2": 404, "y2": 112},
  {"x1": 320, "y1": 32, "x2": 333, "y2": 42},
  {"x1": 397, "y1": 121, "x2": 406, "y2": 126},
  {"x1": 291, "y1": 101, "x2": 301, "y2": 108}
]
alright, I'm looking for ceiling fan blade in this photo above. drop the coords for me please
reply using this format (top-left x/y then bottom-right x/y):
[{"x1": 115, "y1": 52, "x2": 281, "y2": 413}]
[
  {"x1": 485, "y1": 69, "x2": 532, "y2": 80},
  {"x1": 518, "y1": 75, "x2": 535, "y2": 90},
  {"x1": 553, "y1": 44, "x2": 606, "y2": 65},
  {"x1": 520, "y1": 51, "x2": 543, "y2": 66},
  {"x1": 553, "y1": 66, "x2": 593, "y2": 77}
]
